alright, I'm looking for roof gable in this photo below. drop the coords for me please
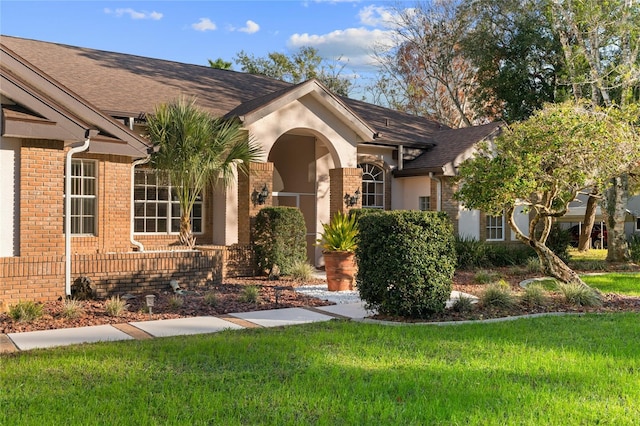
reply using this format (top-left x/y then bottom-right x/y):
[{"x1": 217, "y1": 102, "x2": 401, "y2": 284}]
[
  {"x1": 1, "y1": 41, "x2": 151, "y2": 157},
  {"x1": 226, "y1": 79, "x2": 377, "y2": 142}
]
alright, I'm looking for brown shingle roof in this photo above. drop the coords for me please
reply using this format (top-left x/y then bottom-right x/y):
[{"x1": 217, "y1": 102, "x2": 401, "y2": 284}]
[
  {"x1": 1, "y1": 35, "x2": 500, "y2": 167},
  {"x1": 397, "y1": 122, "x2": 503, "y2": 176}
]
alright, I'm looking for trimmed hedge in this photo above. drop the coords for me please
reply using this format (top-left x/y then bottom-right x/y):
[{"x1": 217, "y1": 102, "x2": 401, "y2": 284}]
[
  {"x1": 356, "y1": 210, "x2": 456, "y2": 318},
  {"x1": 252, "y1": 207, "x2": 307, "y2": 276}
]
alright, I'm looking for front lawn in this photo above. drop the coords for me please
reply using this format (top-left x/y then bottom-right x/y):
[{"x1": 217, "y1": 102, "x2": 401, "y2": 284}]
[
  {"x1": 2, "y1": 315, "x2": 639, "y2": 425},
  {"x1": 534, "y1": 272, "x2": 640, "y2": 296}
]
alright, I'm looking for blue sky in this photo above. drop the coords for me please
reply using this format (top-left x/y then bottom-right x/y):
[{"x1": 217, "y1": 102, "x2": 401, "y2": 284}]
[{"x1": 1, "y1": 0, "x2": 409, "y2": 93}]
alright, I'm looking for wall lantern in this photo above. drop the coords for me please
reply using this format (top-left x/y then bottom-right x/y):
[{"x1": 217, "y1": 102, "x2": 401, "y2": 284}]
[
  {"x1": 253, "y1": 184, "x2": 270, "y2": 206},
  {"x1": 344, "y1": 189, "x2": 361, "y2": 207}
]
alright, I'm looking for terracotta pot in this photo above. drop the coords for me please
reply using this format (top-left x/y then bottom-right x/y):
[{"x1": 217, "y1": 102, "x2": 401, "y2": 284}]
[{"x1": 323, "y1": 251, "x2": 357, "y2": 291}]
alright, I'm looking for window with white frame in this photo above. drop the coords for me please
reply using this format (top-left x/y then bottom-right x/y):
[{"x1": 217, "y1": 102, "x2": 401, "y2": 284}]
[
  {"x1": 486, "y1": 214, "x2": 505, "y2": 241},
  {"x1": 359, "y1": 163, "x2": 384, "y2": 209},
  {"x1": 419, "y1": 196, "x2": 431, "y2": 211},
  {"x1": 133, "y1": 170, "x2": 203, "y2": 234},
  {"x1": 70, "y1": 159, "x2": 97, "y2": 235}
]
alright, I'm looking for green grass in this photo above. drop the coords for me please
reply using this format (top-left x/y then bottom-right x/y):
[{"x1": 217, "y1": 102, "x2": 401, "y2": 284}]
[
  {"x1": 2, "y1": 315, "x2": 640, "y2": 425},
  {"x1": 582, "y1": 273, "x2": 640, "y2": 296},
  {"x1": 534, "y1": 273, "x2": 640, "y2": 296}
]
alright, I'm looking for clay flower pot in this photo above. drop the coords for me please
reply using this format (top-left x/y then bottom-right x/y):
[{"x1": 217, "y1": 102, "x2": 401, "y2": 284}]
[{"x1": 323, "y1": 251, "x2": 357, "y2": 291}]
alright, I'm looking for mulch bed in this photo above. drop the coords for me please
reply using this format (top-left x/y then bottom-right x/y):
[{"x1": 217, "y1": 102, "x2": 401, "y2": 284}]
[{"x1": 2, "y1": 267, "x2": 640, "y2": 334}]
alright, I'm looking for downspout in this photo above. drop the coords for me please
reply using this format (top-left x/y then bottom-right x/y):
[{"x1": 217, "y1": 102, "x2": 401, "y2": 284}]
[
  {"x1": 429, "y1": 172, "x2": 442, "y2": 211},
  {"x1": 65, "y1": 134, "x2": 91, "y2": 296},
  {"x1": 130, "y1": 155, "x2": 151, "y2": 251}
]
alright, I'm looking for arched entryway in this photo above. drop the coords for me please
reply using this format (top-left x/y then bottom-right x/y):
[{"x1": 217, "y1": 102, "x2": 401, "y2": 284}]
[{"x1": 268, "y1": 130, "x2": 335, "y2": 265}]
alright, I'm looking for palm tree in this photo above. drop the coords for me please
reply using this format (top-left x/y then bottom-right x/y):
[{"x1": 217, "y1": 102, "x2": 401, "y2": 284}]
[{"x1": 147, "y1": 97, "x2": 262, "y2": 248}]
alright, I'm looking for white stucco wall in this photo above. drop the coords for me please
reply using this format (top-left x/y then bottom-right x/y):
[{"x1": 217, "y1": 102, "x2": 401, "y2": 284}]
[
  {"x1": 458, "y1": 208, "x2": 480, "y2": 240},
  {"x1": 0, "y1": 137, "x2": 20, "y2": 256},
  {"x1": 396, "y1": 176, "x2": 431, "y2": 210},
  {"x1": 511, "y1": 205, "x2": 530, "y2": 240}
]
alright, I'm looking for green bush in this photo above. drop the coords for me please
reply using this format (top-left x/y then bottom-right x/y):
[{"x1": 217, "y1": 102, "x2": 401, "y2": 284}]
[
  {"x1": 629, "y1": 234, "x2": 640, "y2": 263},
  {"x1": 544, "y1": 223, "x2": 571, "y2": 263},
  {"x1": 480, "y1": 280, "x2": 516, "y2": 309},
  {"x1": 485, "y1": 244, "x2": 537, "y2": 267},
  {"x1": 559, "y1": 283, "x2": 602, "y2": 307},
  {"x1": 455, "y1": 235, "x2": 489, "y2": 269},
  {"x1": 253, "y1": 207, "x2": 307, "y2": 276},
  {"x1": 356, "y1": 210, "x2": 456, "y2": 318},
  {"x1": 521, "y1": 283, "x2": 549, "y2": 308}
]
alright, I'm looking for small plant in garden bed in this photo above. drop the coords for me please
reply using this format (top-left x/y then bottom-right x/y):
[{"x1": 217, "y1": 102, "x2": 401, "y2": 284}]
[
  {"x1": 474, "y1": 270, "x2": 502, "y2": 284},
  {"x1": 8, "y1": 300, "x2": 43, "y2": 322},
  {"x1": 240, "y1": 285, "x2": 260, "y2": 304},
  {"x1": 168, "y1": 295, "x2": 185, "y2": 310},
  {"x1": 104, "y1": 296, "x2": 128, "y2": 317},
  {"x1": 62, "y1": 298, "x2": 84, "y2": 319}
]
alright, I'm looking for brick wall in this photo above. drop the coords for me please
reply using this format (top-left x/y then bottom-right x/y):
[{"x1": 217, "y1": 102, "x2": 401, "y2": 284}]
[
  {"x1": 329, "y1": 167, "x2": 362, "y2": 216},
  {"x1": 0, "y1": 245, "x2": 256, "y2": 310},
  {"x1": 20, "y1": 140, "x2": 66, "y2": 257},
  {"x1": 237, "y1": 162, "x2": 274, "y2": 244}
]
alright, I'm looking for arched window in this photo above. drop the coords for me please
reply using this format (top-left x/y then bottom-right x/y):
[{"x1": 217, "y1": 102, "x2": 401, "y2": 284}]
[{"x1": 358, "y1": 163, "x2": 384, "y2": 209}]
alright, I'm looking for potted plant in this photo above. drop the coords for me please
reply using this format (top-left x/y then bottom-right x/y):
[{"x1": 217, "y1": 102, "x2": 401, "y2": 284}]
[{"x1": 317, "y1": 211, "x2": 359, "y2": 291}]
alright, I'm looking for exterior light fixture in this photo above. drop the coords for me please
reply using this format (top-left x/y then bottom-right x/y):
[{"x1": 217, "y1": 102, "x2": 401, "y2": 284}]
[
  {"x1": 344, "y1": 189, "x2": 361, "y2": 207},
  {"x1": 254, "y1": 184, "x2": 270, "y2": 205},
  {"x1": 145, "y1": 294, "x2": 156, "y2": 317}
]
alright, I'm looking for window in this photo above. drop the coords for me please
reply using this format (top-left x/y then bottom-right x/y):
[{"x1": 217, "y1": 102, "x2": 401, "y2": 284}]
[
  {"x1": 636, "y1": 218, "x2": 640, "y2": 232},
  {"x1": 419, "y1": 196, "x2": 431, "y2": 211},
  {"x1": 486, "y1": 214, "x2": 504, "y2": 241},
  {"x1": 134, "y1": 170, "x2": 203, "y2": 234},
  {"x1": 70, "y1": 159, "x2": 97, "y2": 235},
  {"x1": 359, "y1": 163, "x2": 384, "y2": 209}
]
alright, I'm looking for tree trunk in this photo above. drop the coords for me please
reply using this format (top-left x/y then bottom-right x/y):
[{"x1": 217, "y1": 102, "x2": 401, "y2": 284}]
[
  {"x1": 605, "y1": 175, "x2": 630, "y2": 262},
  {"x1": 578, "y1": 192, "x2": 599, "y2": 251},
  {"x1": 179, "y1": 214, "x2": 196, "y2": 249},
  {"x1": 531, "y1": 240, "x2": 588, "y2": 287}
]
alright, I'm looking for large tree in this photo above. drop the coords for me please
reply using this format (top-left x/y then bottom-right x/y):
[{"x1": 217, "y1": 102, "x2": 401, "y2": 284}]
[
  {"x1": 549, "y1": 0, "x2": 640, "y2": 259},
  {"x1": 461, "y1": 0, "x2": 565, "y2": 122},
  {"x1": 370, "y1": 0, "x2": 481, "y2": 127},
  {"x1": 147, "y1": 97, "x2": 262, "y2": 248},
  {"x1": 234, "y1": 46, "x2": 353, "y2": 96},
  {"x1": 455, "y1": 102, "x2": 640, "y2": 288}
]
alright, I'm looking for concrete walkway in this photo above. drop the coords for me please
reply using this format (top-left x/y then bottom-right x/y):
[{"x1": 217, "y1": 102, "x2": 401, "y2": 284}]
[
  {"x1": 0, "y1": 302, "x2": 374, "y2": 353},
  {"x1": 1, "y1": 290, "x2": 480, "y2": 353}
]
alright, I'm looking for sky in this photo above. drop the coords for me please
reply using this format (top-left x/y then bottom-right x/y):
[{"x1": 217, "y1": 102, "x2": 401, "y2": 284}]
[{"x1": 1, "y1": 0, "x2": 412, "y2": 97}]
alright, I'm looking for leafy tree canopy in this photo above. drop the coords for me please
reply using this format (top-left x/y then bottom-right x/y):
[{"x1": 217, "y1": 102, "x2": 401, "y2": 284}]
[{"x1": 234, "y1": 46, "x2": 353, "y2": 97}]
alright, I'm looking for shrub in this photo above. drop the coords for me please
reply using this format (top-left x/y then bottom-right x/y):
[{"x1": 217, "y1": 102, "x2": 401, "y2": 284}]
[
  {"x1": 559, "y1": 283, "x2": 602, "y2": 307},
  {"x1": 521, "y1": 283, "x2": 549, "y2": 308},
  {"x1": 168, "y1": 295, "x2": 184, "y2": 310},
  {"x1": 288, "y1": 260, "x2": 315, "y2": 281},
  {"x1": 451, "y1": 294, "x2": 475, "y2": 313},
  {"x1": 480, "y1": 280, "x2": 516, "y2": 309},
  {"x1": 104, "y1": 296, "x2": 128, "y2": 317},
  {"x1": 62, "y1": 298, "x2": 84, "y2": 319},
  {"x1": 356, "y1": 210, "x2": 456, "y2": 318},
  {"x1": 474, "y1": 270, "x2": 502, "y2": 284},
  {"x1": 253, "y1": 207, "x2": 307, "y2": 276},
  {"x1": 544, "y1": 223, "x2": 571, "y2": 263},
  {"x1": 485, "y1": 244, "x2": 537, "y2": 267},
  {"x1": 203, "y1": 291, "x2": 218, "y2": 307},
  {"x1": 317, "y1": 211, "x2": 358, "y2": 252},
  {"x1": 455, "y1": 235, "x2": 489, "y2": 269},
  {"x1": 8, "y1": 301, "x2": 43, "y2": 322},
  {"x1": 240, "y1": 285, "x2": 260, "y2": 304},
  {"x1": 526, "y1": 257, "x2": 542, "y2": 273},
  {"x1": 629, "y1": 234, "x2": 640, "y2": 263}
]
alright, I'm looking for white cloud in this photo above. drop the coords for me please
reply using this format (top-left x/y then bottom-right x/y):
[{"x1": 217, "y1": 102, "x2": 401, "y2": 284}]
[
  {"x1": 192, "y1": 18, "x2": 217, "y2": 32},
  {"x1": 358, "y1": 5, "x2": 398, "y2": 28},
  {"x1": 238, "y1": 20, "x2": 260, "y2": 34},
  {"x1": 104, "y1": 8, "x2": 163, "y2": 20},
  {"x1": 288, "y1": 27, "x2": 392, "y2": 69}
]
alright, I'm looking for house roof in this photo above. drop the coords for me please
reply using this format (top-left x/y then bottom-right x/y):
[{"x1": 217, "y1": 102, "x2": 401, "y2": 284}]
[
  {"x1": 1, "y1": 40, "x2": 152, "y2": 158},
  {"x1": 0, "y1": 35, "x2": 499, "y2": 170},
  {"x1": 396, "y1": 122, "x2": 503, "y2": 177}
]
